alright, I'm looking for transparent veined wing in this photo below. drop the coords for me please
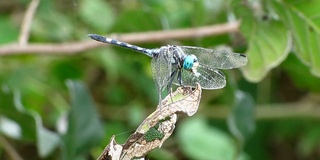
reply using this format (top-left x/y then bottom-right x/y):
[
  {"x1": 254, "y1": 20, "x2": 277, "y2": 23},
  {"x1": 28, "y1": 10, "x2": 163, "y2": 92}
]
[
  {"x1": 172, "y1": 65, "x2": 226, "y2": 89},
  {"x1": 151, "y1": 46, "x2": 173, "y2": 105},
  {"x1": 178, "y1": 46, "x2": 248, "y2": 69}
]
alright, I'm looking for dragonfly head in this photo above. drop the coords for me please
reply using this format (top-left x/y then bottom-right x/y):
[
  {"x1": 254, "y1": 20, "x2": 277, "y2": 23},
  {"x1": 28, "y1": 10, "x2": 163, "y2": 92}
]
[{"x1": 183, "y1": 54, "x2": 198, "y2": 70}]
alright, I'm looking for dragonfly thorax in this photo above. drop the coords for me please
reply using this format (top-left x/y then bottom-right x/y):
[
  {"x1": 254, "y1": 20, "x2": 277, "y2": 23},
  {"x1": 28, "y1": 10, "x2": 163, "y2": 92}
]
[{"x1": 166, "y1": 45, "x2": 189, "y2": 68}]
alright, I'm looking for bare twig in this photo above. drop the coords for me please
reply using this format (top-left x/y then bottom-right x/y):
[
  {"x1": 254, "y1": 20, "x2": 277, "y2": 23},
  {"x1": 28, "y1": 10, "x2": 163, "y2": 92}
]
[
  {"x1": 100, "y1": 99, "x2": 320, "y2": 120},
  {"x1": 0, "y1": 22, "x2": 240, "y2": 56},
  {"x1": 0, "y1": 135, "x2": 23, "y2": 160},
  {"x1": 19, "y1": 0, "x2": 40, "y2": 46},
  {"x1": 202, "y1": 102, "x2": 320, "y2": 120}
]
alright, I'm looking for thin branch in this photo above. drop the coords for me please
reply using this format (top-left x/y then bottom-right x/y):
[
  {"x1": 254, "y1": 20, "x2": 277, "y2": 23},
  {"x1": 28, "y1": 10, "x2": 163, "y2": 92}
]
[
  {"x1": 19, "y1": 0, "x2": 40, "y2": 46},
  {"x1": 100, "y1": 101, "x2": 320, "y2": 120},
  {"x1": 0, "y1": 22, "x2": 240, "y2": 56},
  {"x1": 0, "y1": 135, "x2": 23, "y2": 160},
  {"x1": 202, "y1": 102, "x2": 320, "y2": 120}
]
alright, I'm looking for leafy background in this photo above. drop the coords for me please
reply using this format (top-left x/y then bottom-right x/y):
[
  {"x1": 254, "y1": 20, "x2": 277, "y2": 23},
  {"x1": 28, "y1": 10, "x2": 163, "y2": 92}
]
[{"x1": 1, "y1": 0, "x2": 320, "y2": 159}]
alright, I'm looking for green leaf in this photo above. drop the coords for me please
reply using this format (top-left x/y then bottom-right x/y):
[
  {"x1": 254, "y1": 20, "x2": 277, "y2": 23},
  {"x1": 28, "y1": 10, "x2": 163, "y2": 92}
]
[
  {"x1": 87, "y1": 48, "x2": 121, "y2": 84},
  {"x1": 192, "y1": 0, "x2": 228, "y2": 26},
  {"x1": 13, "y1": 92, "x2": 60, "y2": 158},
  {"x1": 0, "y1": 90, "x2": 60, "y2": 158},
  {"x1": 177, "y1": 117, "x2": 247, "y2": 160},
  {"x1": 281, "y1": 54, "x2": 320, "y2": 92},
  {"x1": 37, "y1": 124, "x2": 60, "y2": 157},
  {"x1": 111, "y1": 9, "x2": 161, "y2": 32},
  {"x1": 238, "y1": 6, "x2": 291, "y2": 82},
  {"x1": 139, "y1": 0, "x2": 192, "y2": 28},
  {"x1": 297, "y1": 128, "x2": 320, "y2": 157},
  {"x1": 32, "y1": 0, "x2": 74, "y2": 41},
  {"x1": 148, "y1": 148, "x2": 178, "y2": 160},
  {"x1": 227, "y1": 91, "x2": 255, "y2": 145},
  {"x1": 79, "y1": 0, "x2": 114, "y2": 32},
  {"x1": 270, "y1": 1, "x2": 320, "y2": 78},
  {"x1": 62, "y1": 80, "x2": 104, "y2": 159},
  {"x1": 0, "y1": 90, "x2": 36, "y2": 141},
  {"x1": 0, "y1": 16, "x2": 19, "y2": 44},
  {"x1": 0, "y1": 117, "x2": 21, "y2": 139}
]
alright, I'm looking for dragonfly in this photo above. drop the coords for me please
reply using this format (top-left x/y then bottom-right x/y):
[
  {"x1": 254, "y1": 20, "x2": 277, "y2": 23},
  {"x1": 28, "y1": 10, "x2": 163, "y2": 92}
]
[{"x1": 88, "y1": 34, "x2": 248, "y2": 107}]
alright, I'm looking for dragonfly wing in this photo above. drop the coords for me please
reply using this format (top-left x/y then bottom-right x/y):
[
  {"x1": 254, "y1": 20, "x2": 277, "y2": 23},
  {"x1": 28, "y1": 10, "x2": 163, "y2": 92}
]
[
  {"x1": 151, "y1": 46, "x2": 173, "y2": 94},
  {"x1": 173, "y1": 65, "x2": 226, "y2": 90},
  {"x1": 178, "y1": 46, "x2": 248, "y2": 69}
]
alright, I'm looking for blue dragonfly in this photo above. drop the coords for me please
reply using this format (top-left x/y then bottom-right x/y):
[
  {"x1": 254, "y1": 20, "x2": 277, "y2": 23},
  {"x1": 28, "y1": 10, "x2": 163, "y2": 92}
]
[{"x1": 88, "y1": 34, "x2": 248, "y2": 107}]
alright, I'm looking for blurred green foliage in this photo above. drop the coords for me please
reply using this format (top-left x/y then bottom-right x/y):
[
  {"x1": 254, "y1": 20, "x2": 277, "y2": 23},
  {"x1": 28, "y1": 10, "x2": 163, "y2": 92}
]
[{"x1": 1, "y1": 0, "x2": 320, "y2": 160}]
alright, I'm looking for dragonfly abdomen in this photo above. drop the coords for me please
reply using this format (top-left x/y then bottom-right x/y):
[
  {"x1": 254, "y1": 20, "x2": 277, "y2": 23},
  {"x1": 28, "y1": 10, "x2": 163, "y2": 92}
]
[{"x1": 88, "y1": 34, "x2": 155, "y2": 57}]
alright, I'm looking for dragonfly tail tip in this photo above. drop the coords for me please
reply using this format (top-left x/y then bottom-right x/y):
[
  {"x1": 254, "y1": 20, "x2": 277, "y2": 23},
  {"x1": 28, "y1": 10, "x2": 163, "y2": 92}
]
[
  {"x1": 87, "y1": 34, "x2": 96, "y2": 38},
  {"x1": 240, "y1": 54, "x2": 247, "y2": 58}
]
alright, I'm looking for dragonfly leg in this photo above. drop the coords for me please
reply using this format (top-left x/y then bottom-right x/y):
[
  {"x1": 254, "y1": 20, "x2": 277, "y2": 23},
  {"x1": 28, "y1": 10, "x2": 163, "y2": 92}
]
[
  {"x1": 177, "y1": 70, "x2": 183, "y2": 87},
  {"x1": 158, "y1": 91, "x2": 162, "y2": 112},
  {"x1": 166, "y1": 70, "x2": 178, "y2": 104},
  {"x1": 169, "y1": 87, "x2": 174, "y2": 103},
  {"x1": 167, "y1": 69, "x2": 178, "y2": 92}
]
